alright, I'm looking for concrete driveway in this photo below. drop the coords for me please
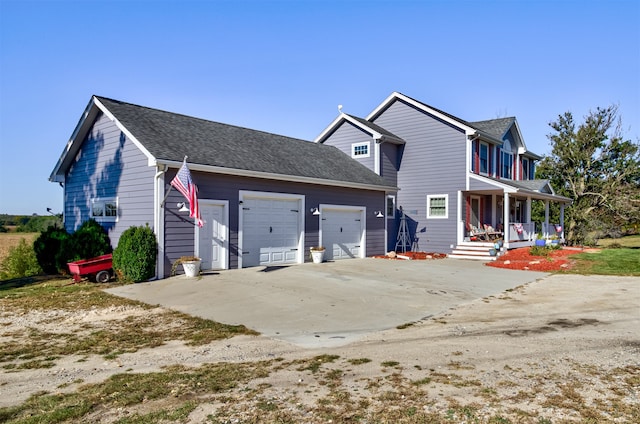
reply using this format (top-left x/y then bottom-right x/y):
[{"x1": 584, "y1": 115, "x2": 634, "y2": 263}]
[{"x1": 107, "y1": 258, "x2": 548, "y2": 348}]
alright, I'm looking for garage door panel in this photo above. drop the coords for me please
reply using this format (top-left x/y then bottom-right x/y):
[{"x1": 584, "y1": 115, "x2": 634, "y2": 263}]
[
  {"x1": 242, "y1": 197, "x2": 301, "y2": 267},
  {"x1": 322, "y1": 209, "x2": 363, "y2": 260}
]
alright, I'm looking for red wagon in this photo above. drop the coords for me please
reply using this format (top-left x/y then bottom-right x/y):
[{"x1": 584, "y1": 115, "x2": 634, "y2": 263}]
[{"x1": 67, "y1": 254, "x2": 113, "y2": 283}]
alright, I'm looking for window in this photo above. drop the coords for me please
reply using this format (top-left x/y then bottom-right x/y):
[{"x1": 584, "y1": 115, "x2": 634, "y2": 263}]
[
  {"x1": 502, "y1": 152, "x2": 513, "y2": 179},
  {"x1": 427, "y1": 194, "x2": 448, "y2": 219},
  {"x1": 91, "y1": 197, "x2": 118, "y2": 222},
  {"x1": 386, "y1": 195, "x2": 396, "y2": 218},
  {"x1": 479, "y1": 143, "x2": 489, "y2": 174},
  {"x1": 522, "y1": 158, "x2": 529, "y2": 180},
  {"x1": 351, "y1": 142, "x2": 370, "y2": 158}
]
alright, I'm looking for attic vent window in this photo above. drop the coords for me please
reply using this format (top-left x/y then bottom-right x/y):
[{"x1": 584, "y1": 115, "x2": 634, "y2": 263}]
[{"x1": 351, "y1": 142, "x2": 370, "y2": 158}]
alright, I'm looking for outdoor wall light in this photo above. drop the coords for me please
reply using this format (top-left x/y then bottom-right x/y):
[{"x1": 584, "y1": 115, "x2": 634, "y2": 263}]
[
  {"x1": 374, "y1": 211, "x2": 384, "y2": 218},
  {"x1": 310, "y1": 207, "x2": 321, "y2": 216},
  {"x1": 177, "y1": 202, "x2": 189, "y2": 212}
]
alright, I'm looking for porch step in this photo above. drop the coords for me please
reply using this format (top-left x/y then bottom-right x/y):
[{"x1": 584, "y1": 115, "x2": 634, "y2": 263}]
[{"x1": 448, "y1": 243, "x2": 502, "y2": 261}]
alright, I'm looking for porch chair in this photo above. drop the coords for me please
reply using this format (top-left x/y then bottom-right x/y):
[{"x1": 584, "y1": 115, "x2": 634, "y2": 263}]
[
  {"x1": 483, "y1": 224, "x2": 502, "y2": 240},
  {"x1": 467, "y1": 223, "x2": 488, "y2": 241}
]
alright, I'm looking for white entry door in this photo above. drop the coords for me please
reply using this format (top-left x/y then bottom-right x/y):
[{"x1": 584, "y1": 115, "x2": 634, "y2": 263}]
[
  {"x1": 322, "y1": 208, "x2": 364, "y2": 260},
  {"x1": 198, "y1": 203, "x2": 227, "y2": 270},
  {"x1": 241, "y1": 197, "x2": 301, "y2": 267}
]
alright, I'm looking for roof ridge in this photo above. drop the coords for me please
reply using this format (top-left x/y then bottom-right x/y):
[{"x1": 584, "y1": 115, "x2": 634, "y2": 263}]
[{"x1": 94, "y1": 95, "x2": 312, "y2": 143}]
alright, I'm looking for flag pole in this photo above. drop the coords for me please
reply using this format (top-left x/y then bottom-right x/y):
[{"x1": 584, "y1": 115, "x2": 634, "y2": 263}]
[{"x1": 160, "y1": 156, "x2": 189, "y2": 207}]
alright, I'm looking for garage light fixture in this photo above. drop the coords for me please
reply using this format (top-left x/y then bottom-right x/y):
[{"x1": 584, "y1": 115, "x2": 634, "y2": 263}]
[
  {"x1": 310, "y1": 207, "x2": 321, "y2": 216},
  {"x1": 374, "y1": 211, "x2": 384, "y2": 218},
  {"x1": 177, "y1": 202, "x2": 189, "y2": 212}
]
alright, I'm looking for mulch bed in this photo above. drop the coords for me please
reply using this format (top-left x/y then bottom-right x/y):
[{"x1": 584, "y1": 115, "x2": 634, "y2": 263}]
[
  {"x1": 486, "y1": 247, "x2": 583, "y2": 271},
  {"x1": 372, "y1": 251, "x2": 447, "y2": 260}
]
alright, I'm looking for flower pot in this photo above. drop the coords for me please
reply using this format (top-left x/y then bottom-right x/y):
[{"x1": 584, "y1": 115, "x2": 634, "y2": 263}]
[
  {"x1": 535, "y1": 239, "x2": 546, "y2": 247},
  {"x1": 310, "y1": 249, "x2": 325, "y2": 263},
  {"x1": 489, "y1": 248, "x2": 497, "y2": 256},
  {"x1": 182, "y1": 260, "x2": 201, "y2": 277}
]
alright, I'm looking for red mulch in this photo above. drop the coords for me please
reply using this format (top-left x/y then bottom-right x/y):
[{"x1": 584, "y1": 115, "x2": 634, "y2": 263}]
[
  {"x1": 486, "y1": 247, "x2": 580, "y2": 271},
  {"x1": 372, "y1": 251, "x2": 448, "y2": 260}
]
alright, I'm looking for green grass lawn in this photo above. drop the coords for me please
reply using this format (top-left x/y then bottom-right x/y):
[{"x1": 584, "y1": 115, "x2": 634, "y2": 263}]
[{"x1": 559, "y1": 234, "x2": 639, "y2": 276}]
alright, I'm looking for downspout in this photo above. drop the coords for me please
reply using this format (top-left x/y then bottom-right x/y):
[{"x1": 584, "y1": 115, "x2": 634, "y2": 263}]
[
  {"x1": 154, "y1": 165, "x2": 166, "y2": 279},
  {"x1": 374, "y1": 136, "x2": 382, "y2": 175}
]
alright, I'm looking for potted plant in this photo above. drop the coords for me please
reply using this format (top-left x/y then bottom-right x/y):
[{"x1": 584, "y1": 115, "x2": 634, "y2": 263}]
[
  {"x1": 535, "y1": 234, "x2": 546, "y2": 247},
  {"x1": 309, "y1": 246, "x2": 325, "y2": 263},
  {"x1": 171, "y1": 255, "x2": 202, "y2": 277}
]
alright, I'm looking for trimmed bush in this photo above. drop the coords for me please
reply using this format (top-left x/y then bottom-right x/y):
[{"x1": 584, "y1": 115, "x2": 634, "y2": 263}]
[
  {"x1": 34, "y1": 226, "x2": 70, "y2": 274},
  {"x1": 112, "y1": 224, "x2": 157, "y2": 283},
  {"x1": 0, "y1": 239, "x2": 42, "y2": 280},
  {"x1": 60, "y1": 219, "x2": 112, "y2": 265}
]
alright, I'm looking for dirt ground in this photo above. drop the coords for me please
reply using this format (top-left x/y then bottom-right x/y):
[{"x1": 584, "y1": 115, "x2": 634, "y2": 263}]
[{"x1": 1, "y1": 273, "x2": 638, "y2": 422}]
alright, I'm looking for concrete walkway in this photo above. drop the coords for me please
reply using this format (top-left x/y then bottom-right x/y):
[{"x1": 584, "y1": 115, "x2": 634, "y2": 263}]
[{"x1": 107, "y1": 258, "x2": 548, "y2": 348}]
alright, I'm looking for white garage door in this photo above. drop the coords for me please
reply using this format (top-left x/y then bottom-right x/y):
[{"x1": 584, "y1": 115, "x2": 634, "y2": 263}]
[
  {"x1": 242, "y1": 197, "x2": 301, "y2": 267},
  {"x1": 322, "y1": 208, "x2": 363, "y2": 260}
]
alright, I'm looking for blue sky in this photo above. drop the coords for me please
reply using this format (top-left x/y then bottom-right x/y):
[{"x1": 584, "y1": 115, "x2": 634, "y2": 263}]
[{"x1": 1, "y1": 0, "x2": 638, "y2": 215}]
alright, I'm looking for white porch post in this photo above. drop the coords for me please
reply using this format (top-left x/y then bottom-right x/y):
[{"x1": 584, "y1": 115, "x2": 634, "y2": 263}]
[
  {"x1": 491, "y1": 194, "x2": 497, "y2": 226},
  {"x1": 544, "y1": 200, "x2": 550, "y2": 238},
  {"x1": 560, "y1": 203, "x2": 565, "y2": 241},
  {"x1": 457, "y1": 190, "x2": 463, "y2": 245},
  {"x1": 503, "y1": 192, "x2": 510, "y2": 249}
]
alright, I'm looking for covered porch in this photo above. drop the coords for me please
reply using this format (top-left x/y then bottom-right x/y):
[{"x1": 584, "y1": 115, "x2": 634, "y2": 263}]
[{"x1": 458, "y1": 175, "x2": 572, "y2": 250}]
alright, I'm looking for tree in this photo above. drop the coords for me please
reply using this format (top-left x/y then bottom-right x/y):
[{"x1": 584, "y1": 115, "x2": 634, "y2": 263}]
[{"x1": 536, "y1": 105, "x2": 640, "y2": 245}]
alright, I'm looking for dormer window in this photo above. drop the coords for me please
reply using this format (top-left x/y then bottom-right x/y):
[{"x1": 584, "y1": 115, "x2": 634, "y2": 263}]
[{"x1": 351, "y1": 142, "x2": 370, "y2": 158}]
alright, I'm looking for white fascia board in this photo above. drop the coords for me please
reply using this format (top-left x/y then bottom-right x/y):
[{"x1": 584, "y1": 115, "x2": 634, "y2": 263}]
[
  {"x1": 313, "y1": 114, "x2": 345, "y2": 143},
  {"x1": 366, "y1": 92, "x2": 477, "y2": 135},
  {"x1": 469, "y1": 174, "x2": 518, "y2": 193},
  {"x1": 342, "y1": 114, "x2": 382, "y2": 139},
  {"x1": 49, "y1": 98, "x2": 97, "y2": 182},
  {"x1": 93, "y1": 97, "x2": 157, "y2": 166},
  {"x1": 158, "y1": 159, "x2": 398, "y2": 193}
]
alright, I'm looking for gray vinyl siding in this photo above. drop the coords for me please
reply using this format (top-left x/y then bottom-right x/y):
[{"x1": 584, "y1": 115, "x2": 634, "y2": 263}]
[
  {"x1": 163, "y1": 171, "x2": 385, "y2": 275},
  {"x1": 64, "y1": 112, "x2": 155, "y2": 248},
  {"x1": 321, "y1": 122, "x2": 376, "y2": 173},
  {"x1": 372, "y1": 100, "x2": 467, "y2": 253},
  {"x1": 380, "y1": 142, "x2": 399, "y2": 187}
]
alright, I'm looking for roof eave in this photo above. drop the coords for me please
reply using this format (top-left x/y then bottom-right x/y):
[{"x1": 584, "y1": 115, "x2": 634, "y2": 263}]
[{"x1": 157, "y1": 159, "x2": 399, "y2": 193}]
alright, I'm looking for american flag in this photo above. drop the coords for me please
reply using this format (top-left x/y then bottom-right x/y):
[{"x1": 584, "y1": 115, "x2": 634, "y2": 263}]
[{"x1": 171, "y1": 161, "x2": 203, "y2": 227}]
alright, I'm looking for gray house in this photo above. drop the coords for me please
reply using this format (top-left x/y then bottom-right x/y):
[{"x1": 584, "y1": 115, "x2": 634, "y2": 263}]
[
  {"x1": 315, "y1": 92, "x2": 571, "y2": 259},
  {"x1": 50, "y1": 96, "x2": 396, "y2": 277}
]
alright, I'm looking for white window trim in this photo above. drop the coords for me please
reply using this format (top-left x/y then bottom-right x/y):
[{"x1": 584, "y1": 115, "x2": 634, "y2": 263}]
[
  {"x1": 479, "y1": 142, "x2": 489, "y2": 175},
  {"x1": 427, "y1": 194, "x2": 448, "y2": 219},
  {"x1": 502, "y1": 151, "x2": 513, "y2": 180},
  {"x1": 522, "y1": 158, "x2": 529, "y2": 180},
  {"x1": 351, "y1": 141, "x2": 370, "y2": 158},
  {"x1": 386, "y1": 195, "x2": 396, "y2": 219},
  {"x1": 91, "y1": 197, "x2": 118, "y2": 222}
]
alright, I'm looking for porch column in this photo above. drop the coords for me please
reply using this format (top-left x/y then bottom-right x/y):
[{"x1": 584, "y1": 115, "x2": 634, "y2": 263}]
[
  {"x1": 491, "y1": 194, "x2": 497, "y2": 226},
  {"x1": 503, "y1": 192, "x2": 510, "y2": 248},
  {"x1": 560, "y1": 203, "x2": 565, "y2": 241},
  {"x1": 544, "y1": 200, "x2": 550, "y2": 238},
  {"x1": 457, "y1": 190, "x2": 463, "y2": 245}
]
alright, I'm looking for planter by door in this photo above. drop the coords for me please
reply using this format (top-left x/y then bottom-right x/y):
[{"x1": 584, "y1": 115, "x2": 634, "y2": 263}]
[
  {"x1": 182, "y1": 260, "x2": 201, "y2": 277},
  {"x1": 310, "y1": 248, "x2": 325, "y2": 264}
]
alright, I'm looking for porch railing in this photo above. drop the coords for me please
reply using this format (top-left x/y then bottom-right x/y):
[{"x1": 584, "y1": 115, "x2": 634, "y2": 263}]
[
  {"x1": 542, "y1": 223, "x2": 563, "y2": 239},
  {"x1": 509, "y1": 222, "x2": 535, "y2": 241}
]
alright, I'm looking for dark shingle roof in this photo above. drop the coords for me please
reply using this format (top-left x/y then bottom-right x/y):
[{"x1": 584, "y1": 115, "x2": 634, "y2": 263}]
[
  {"x1": 470, "y1": 117, "x2": 516, "y2": 140},
  {"x1": 95, "y1": 96, "x2": 393, "y2": 189},
  {"x1": 345, "y1": 114, "x2": 403, "y2": 141}
]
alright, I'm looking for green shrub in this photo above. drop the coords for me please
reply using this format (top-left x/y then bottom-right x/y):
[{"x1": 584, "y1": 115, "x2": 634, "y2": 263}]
[
  {"x1": 112, "y1": 224, "x2": 157, "y2": 283},
  {"x1": 60, "y1": 219, "x2": 112, "y2": 265},
  {"x1": 0, "y1": 239, "x2": 42, "y2": 280},
  {"x1": 529, "y1": 245, "x2": 551, "y2": 257},
  {"x1": 33, "y1": 226, "x2": 70, "y2": 274}
]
